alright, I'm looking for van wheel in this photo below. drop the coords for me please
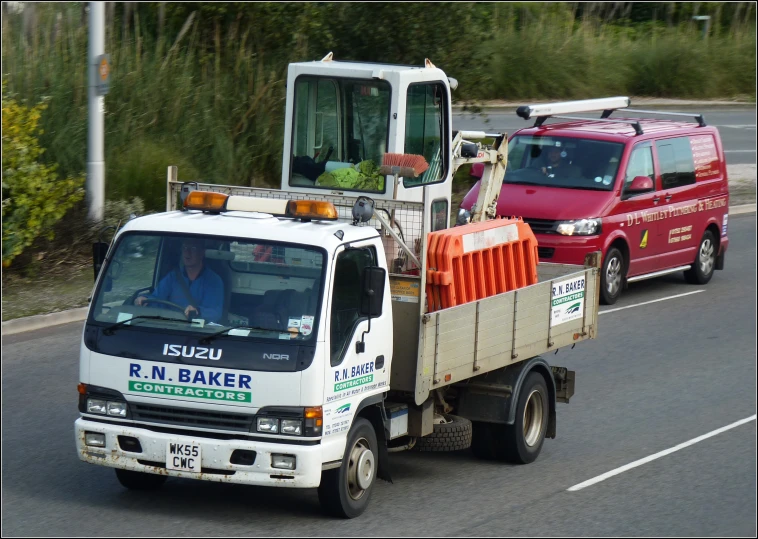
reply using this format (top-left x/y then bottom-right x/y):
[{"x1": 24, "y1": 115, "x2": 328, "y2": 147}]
[
  {"x1": 684, "y1": 230, "x2": 716, "y2": 285},
  {"x1": 318, "y1": 418, "x2": 377, "y2": 519},
  {"x1": 600, "y1": 247, "x2": 625, "y2": 305},
  {"x1": 114, "y1": 468, "x2": 167, "y2": 490}
]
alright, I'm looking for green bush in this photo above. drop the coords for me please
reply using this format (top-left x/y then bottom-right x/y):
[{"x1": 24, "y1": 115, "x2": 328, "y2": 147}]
[
  {"x1": 1, "y1": 83, "x2": 85, "y2": 267},
  {"x1": 106, "y1": 139, "x2": 200, "y2": 212}
]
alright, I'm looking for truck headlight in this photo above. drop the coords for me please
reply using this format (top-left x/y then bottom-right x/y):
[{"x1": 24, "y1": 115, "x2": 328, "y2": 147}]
[
  {"x1": 257, "y1": 417, "x2": 279, "y2": 434},
  {"x1": 556, "y1": 218, "x2": 601, "y2": 236},
  {"x1": 280, "y1": 419, "x2": 303, "y2": 436},
  {"x1": 107, "y1": 401, "x2": 128, "y2": 417},
  {"x1": 87, "y1": 398, "x2": 107, "y2": 414}
]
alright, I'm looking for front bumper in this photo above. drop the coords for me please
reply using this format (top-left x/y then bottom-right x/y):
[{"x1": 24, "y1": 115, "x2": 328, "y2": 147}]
[
  {"x1": 536, "y1": 234, "x2": 603, "y2": 265},
  {"x1": 75, "y1": 417, "x2": 323, "y2": 488}
]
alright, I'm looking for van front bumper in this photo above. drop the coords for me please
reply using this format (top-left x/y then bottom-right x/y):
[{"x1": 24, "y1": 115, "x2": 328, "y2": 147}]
[
  {"x1": 536, "y1": 234, "x2": 603, "y2": 265},
  {"x1": 75, "y1": 417, "x2": 323, "y2": 488}
]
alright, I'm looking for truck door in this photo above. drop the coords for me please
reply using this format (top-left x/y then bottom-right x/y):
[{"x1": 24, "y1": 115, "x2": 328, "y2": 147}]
[{"x1": 322, "y1": 243, "x2": 391, "y2": 437}]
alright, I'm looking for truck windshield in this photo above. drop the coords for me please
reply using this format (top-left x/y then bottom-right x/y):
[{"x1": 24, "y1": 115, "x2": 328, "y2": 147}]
[
  {"x1": 289, "y1": 76, "x2": 391, "y2": 193},
  {"x1": 504, "y1": 135, "x2": 625, "y2": 191},
  {"x1": 90, "y1": 233, "x2": 325, "y2": 343}
]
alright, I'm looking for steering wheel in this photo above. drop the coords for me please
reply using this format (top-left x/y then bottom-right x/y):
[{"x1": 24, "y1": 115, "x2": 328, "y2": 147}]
[
  {"x1": 140, "y1": 298, "x2": 190, "y2": 319},
  {"x1": 126, "y1": 287, "x2": 153, "y2": 306}
]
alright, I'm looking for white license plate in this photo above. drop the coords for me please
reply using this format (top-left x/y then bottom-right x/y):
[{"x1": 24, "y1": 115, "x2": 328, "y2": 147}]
[{"x1": 166, "y1": 441, "x2": 201, "y2": 472}]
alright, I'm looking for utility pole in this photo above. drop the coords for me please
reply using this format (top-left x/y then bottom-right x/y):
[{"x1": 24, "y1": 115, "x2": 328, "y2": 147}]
[{"x1": 87, "y1": 1, "x2": 107, "y2": 222}]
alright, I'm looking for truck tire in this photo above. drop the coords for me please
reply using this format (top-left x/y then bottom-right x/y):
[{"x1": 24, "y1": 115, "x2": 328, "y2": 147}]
[
  {"x1": 413, "y1": 414, "x2": 472, "y2": 452},
  {"x1": 684, "y1": 230, "x2": 716, "y2": 285},
  {"x1": 471, "y1": 421, "x2": 496, "y2": 460},
  {"x1": 318, "y1": 418, "x2": 378, "y2": 519},
  {"x1": 499, "y1": 371, "x2": 549, "y2": 464},
  {"x1": 114, "y1": 468, "x2": 167, "y2": 490},
  {"x1": 600, "y1": 247, "x2": 625, "y2": 305}
]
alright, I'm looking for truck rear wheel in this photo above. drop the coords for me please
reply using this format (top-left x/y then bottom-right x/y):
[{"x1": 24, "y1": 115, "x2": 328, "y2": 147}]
[
  {"x1": 413, "y1": 414, "x2": 472, "y2": 452},
  {"x1": 114, "y1": 468, "x2": 167, "y2": 490},
  {"x1": 471, "y1": 372, "x2": 549, "y2": 464},
  {"x1": 318, "y1": 418, "x2": 377, "y2": 519},
  {"x1": 501, "y1": 372, "x2": 549, "y2": 463}
]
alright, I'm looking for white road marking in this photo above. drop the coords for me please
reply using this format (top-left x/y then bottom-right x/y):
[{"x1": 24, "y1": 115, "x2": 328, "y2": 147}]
[
  {"x1": 715, "y1": 125, "x2": 756, "y2": 129},
  {"x1": 567, "y1": 415, "x2": 757, "y2": 492},
  {"x1": 599, "y1": 290, "x2": 705, "y2": 315},
  {"x1": 724, "y1": 149, "x2": 756, "y2": 153}
]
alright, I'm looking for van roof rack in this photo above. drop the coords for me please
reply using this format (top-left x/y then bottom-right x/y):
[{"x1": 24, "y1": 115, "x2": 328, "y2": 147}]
[
  {"x1": 604, "y1": 108, "x2": 706, "y2": 127},
  {"x1": 543, "y1": 115, "x2": 644, "y2": 136},
  {"x1": 516, "y1": 96, "x2": 641, "y2": 133}
]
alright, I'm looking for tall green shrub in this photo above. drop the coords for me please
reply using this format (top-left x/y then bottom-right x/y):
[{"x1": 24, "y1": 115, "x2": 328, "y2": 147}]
[{"x1": 1, "y1": 83, "x2": 85, "y2": 267}]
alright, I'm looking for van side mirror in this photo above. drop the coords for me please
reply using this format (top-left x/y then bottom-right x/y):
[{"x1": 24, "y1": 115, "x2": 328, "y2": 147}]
[
  {"x1": 628, "y1": 176, "x2": 654, "y2": 193},
  {"x1": 360, "y1": 266, "x2": 386, "y2": 318},
  {"x1": 93, "y1": 242, "x2": 109, "y2": 281}
]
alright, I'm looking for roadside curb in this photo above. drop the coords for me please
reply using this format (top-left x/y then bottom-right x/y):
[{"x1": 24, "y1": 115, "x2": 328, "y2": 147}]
[
  {"x1": 2, "y1": 306, "x2": 89, "y2": 337},
  {"x1": 2, "y1": 203, "x2": 756, "y2": 336}
]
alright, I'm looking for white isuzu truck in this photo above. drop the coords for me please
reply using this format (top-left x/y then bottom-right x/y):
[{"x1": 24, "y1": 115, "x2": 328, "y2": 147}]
[{"x1": 75, "y1": 54, "x2": 601, "y2": 518}]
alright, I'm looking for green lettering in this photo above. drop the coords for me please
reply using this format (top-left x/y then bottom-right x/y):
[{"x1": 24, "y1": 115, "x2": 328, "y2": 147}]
[{"x1": 128, "y1": 381, "x2": 251, "y2": 403}]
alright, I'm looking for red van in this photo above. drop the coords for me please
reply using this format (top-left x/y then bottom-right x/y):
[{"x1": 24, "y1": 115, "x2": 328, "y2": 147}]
[{"x1": 460, "y1": 98, "x2": 730, "y2": 305}]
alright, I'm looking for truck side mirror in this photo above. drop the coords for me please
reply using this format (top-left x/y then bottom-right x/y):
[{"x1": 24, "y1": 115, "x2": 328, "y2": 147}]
[
  {"x1": 360, "y1": 266, "x2": 386, "y2": 318},
  {"x1": 93, "y1": 242, "x2": 109, "y2": 281}
]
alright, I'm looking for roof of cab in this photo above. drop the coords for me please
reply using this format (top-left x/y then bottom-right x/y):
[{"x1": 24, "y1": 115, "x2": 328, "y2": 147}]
[
  {"x1": 119, "y1": 210, "x2": 377, "y2": 250},
  {"x1": 514, "y1": 117, "x2": 718, "y2": 142}
]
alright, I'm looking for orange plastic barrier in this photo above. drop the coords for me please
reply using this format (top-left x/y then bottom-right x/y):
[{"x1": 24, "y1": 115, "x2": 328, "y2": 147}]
[{"x1": 425, "y1": 218, "x2": 538, "y2": 312}]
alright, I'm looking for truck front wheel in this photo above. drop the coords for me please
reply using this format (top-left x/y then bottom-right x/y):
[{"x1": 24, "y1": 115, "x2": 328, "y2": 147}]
[{"x1": 318, "y1": 418, "x2": 377, "y2": 519}]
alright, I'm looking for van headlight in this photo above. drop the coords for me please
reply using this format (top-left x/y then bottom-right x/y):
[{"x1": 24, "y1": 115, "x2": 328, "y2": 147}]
[{"x1": 556, "y1": 218, "x2": 601, "y2": 236}]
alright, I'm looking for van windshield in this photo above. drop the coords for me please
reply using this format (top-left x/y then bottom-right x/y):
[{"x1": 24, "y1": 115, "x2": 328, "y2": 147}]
[
  {"x1": 504, "y1": 135, "x2": 625, "y2": 191},
  {"x1": 90, "y1": 233, "x2": 325, "y2": 342}
]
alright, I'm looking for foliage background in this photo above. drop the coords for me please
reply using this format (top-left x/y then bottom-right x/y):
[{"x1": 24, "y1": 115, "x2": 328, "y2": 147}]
[{"x1": 1, "y1": 1, "x2": 755, "y2": 273}]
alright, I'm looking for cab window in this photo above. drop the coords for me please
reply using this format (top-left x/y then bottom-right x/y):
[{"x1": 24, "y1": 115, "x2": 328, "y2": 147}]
[
  {"x1": 403, "y1": 82, "x2": 448, "y2": 188},
  {"x1": 656, "y1": 137, "x2": 696, "y2": 189},
  {"x1": 290, "y1": 76, "x2": 390, "y2": 194},
  {"x1": 330, "y1": 247, "x2": 376, "y2": 366}
]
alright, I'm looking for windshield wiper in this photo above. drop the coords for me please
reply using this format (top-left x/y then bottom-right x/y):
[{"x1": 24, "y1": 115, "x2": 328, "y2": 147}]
[
  {"x1": 103, "y1": 315, "x2": 194, "y2": 335},
  {"x1": 200, "y1": 324, "x2": 286, "y2": 344}
]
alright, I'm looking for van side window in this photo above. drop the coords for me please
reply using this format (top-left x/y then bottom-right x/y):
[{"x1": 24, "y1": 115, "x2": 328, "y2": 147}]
[
  {"x1": 330, "y1": 247, "x2": 377, "y2": 366},
  {"x1": 624, "y1": 145, "x2": 655, "y2": 188},
  {"x1": 656, "y1": 137, "x2": 696, "y2": 189}
]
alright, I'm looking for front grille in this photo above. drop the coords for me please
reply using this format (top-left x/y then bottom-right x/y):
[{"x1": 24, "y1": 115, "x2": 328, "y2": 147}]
[
  {"x1": 523, "y1": 218, "x2": 557, "y2": 235},
  {"x1": 537, "y1": 247, "x2": 555, "y2": 259},
  {"x1": 132, "y1": 404, "x2": 254, "y2": 432}
]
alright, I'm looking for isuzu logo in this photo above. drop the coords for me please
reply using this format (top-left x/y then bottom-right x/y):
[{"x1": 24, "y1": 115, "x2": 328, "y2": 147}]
[
  {"x1": 163, "y1": 344, "x2": 222, "y2": 360},
  {"x1": 263, "y1": 353, "x2": 289, "y2": 361}
]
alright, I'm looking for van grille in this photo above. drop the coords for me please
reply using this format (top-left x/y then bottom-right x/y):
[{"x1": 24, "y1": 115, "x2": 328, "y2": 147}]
[
  {"x1": 537, "y1": 247, "x2": 555, "y2": 259},
  {"x1": 522, "y1": 218, "x2": 557, "y2": 235},
  {"x1": 132, "y1": 404, "x2": 254, "y2": 432}
]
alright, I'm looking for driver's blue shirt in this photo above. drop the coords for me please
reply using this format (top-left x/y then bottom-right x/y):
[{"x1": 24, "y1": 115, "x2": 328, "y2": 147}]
[{"x1": 148, "y1": 266, "x2": 223, "y2": 323}]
